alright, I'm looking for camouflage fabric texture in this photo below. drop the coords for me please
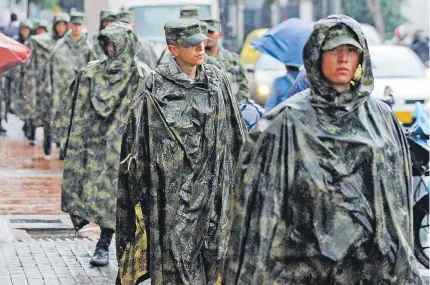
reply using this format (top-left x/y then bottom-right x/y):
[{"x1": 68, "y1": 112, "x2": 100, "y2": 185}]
[
  {"x1": 2, "y1": 30, "x2": 31, "y2": 118},
  {"x1": 51, "y1": 31, "x2": 94, "y2": 142},
  {"x1": 54, "y1": 22, "x2": 150, "y2": 231},
  {"x1": 165, "y1": 19, "x2": 209, "y2": 47},
  {"x1": 206, "y1": 48, "x2": 250, "y2": 104},
  {"x1": 223, "y1": 14, "x2": 425, "y2": 284},
  {"x1": 116, "y1": 57, "x2": 246, "y2": 285}
]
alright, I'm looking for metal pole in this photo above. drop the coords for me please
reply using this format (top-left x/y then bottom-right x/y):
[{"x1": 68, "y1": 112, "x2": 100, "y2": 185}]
[{"x1": 237, "y1": 0, "x2": 244, "y2": 47}]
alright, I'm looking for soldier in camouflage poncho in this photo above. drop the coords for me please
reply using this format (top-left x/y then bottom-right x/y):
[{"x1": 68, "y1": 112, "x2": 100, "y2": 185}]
[
  {"x1": 116, "y1": 19, "x2": 246, "y2": 285},
  {"x1": 22, "y1": 12, "x2": 70, "y2": 146},
  {"x1": 202, "y1": 19, "x2": 250, "y2": 104},
  {"x1": 54, "y1": 22, "x2": 150, "y2": 267},
  {"x1": 33, "y1": 20, "x2": 49, "y2": 35},
  {"x1": 117, "y1": 11, "x2": 158, "y2": 69},
  {"x1": 91, "y1": 9, "x2": 117, "y2": 60},
  {"x1": 2, "y1": 19, "x2": 33, "y2": 124},
  {"x1": 223, "y1": 14, "x2": 425, "y2": 284},
  {"x1": 51, "y1": 12, "x2": 94, "y2": 157}
]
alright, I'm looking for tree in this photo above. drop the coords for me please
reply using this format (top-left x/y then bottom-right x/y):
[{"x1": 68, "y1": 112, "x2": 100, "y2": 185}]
[{"x1": 341, "y1": 0, "x2": 405, "y2": 39}]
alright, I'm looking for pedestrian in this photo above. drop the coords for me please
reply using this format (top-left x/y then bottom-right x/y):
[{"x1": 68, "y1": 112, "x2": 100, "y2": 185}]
[
  {"x1": 22, "y1": 12, "x2": 70, "y2": 147},
  {"x1": 223, "y1": 14, "x2": 425, "y2": 284},
  {"x1": 264, "y1": 64, "x2": 300, "y2": 112},
  {"x1": 410, "y1": 29, "x2": 429, "y2": 65},
  {"x1": 33, "y1": 20, "x2": 49, "y2": 35},
  {"x1": 54, "y1": 22, "x2": 150, "y2": 267},
  {"x1": 157, "y1": 6, "x2": 202, "y2": 66},
  {"x1": 288, "y1": 68, "x2": 310, "y2": 98},
  {"x1": 3, "y1": 19, "x2": 33, "y2": 123},
  {"x1": 117, "y1": 11, "x2": 158, "y2": 69},
  {"x1": 91, "y1": 9, "x2": 118, "y2": 60},
  {"x1": 3, "y1": 13, "x2": 19, "y2": 38},
  {"x1": 116, "y1": 19, "x2": 246, "y2": 285},
  {"x1": 51, "y1": 12, "x2": 93, "y2": 158},
  {"x1": 202, "y1": 19, "x2": 250, "y2": 104}
]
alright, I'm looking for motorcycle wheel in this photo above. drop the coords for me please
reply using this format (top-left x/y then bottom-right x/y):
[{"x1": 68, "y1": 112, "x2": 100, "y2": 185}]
[{"x1": 414, "y1": 194, "x2": 429, "y2": 269}]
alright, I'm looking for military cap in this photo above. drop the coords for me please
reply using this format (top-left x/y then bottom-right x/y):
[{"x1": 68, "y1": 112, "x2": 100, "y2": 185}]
[
  {"x1": 70, "y1": 11, "x2": 85, "y2": 24},
  {"x1": 35, "y1": 19, "x2": 49, "y2": 30},
  {"x1": 322, "y1": 24, "x2": 362, "y2": 51},
  {"x1": 201, "y1": 19, "x2": 220, "y2": 32},
  {"x1": 53, "y1": 12, "x2": 70, "y2": 24},
  {"x1": 100, "y1": 9, "x2": 117, "y2": 21},
  {"x1": 200, "y1": 21, "x2": 208, "y2": 35},
  {"x1": 180, "y1": 6, "x2": 200, "y2": 19},
  {"x1": 20, "y1": 19, "x2": 33, "y2": 29},
  {"x1": 165, "y1": 19, "x2": 209, "y2": 47},
  {"x1": 117, "y1": 11, "x2": 134, "y2": 24}
]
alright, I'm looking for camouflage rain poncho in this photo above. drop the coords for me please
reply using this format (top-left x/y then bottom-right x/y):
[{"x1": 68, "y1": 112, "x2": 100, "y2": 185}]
[
  {"x1": 116, "y1": 57, "x2": 246, "y2": 285},
  {"x1": 2, "y1": 31, "x2": 31, "y2": 118},
  {"x1": 223, "y1": 15, "x2": 424, "y2": 284},
  {"x1": 51, "y1": 31, "x2": 94, "y2": 124},
  {"x1": 205, "y1": 48, "x2": 250, "y2": 104},
  {"x1": 55, "y1": 23, "x2": 150, "y2": 231},
  {"x1": 22, "y1": 30, "x2": 63, "y2": 125}
]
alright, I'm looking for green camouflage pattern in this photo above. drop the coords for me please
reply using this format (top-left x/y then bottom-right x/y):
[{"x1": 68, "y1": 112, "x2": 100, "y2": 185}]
[
  {"x1": 322, "y1": 24, "x2": 363, "y2": 51},
  {"x1": 180, "y1": 6, "x2": 200, "y2": 19},
  {"x1": 54, "y1": 22, "x2": 150, "y2": 231},
  {"x1": 136, "y1": 37, "x2": 158, "y2": 69},
  {"x1": 164, "y1": 19, "x2": 208, "y2": 47},
  {"x1": 223, "y1": 14, "x2": 424, "y2": 284},
  {"x1": 100, "y1": 9, "x2": 117, "y2": 21},
  {"x1": 206, "y1": 48, "x2": 250, "y2": 104},
  {"x1": 53, "y1": 12, "x2": 70, "y2": 25},
  {"x1": 35, "y1": 19, "x2": 49, "y2": 29},
  {"x1": 1, "y1": 29, "x2": 31, "y2": 119},
  {"x1": 69, "y1": 11, "x2": 84, "y2": 24},
  {"x1": 117, "y1": 11, "x2": 134, "y2": 24},
  {"x1": 116, "y1": 56, "x2": 246, "y2": 285},
  {"x1": 201, "y1": 19, "x2": 220, "y2": 32}
]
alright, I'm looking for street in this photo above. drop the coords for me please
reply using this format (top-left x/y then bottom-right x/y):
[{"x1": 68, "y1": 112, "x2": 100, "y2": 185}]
[{"x1": 0, "y1": 114, "x2": 119, "y2": 285}]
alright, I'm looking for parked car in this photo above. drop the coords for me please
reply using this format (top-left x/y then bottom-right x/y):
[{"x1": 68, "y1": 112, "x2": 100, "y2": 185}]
[
  {"x1": 247, "y1": 53, "x2": 285, "y2": 105},
  {"x1": 370, "y1": 45, "x2": 430, "y2": 124}
]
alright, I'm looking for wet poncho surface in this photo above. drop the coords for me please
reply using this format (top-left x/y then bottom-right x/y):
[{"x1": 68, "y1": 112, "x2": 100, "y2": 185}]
[
  {"x1": 55, "y1": 23, "x2": 150, "y2": 231},
  {"x1": 223, "y1": 14, "x2": 424, "y2": 285},
  {"x1": 116, "y1": 57, "x2": 246, "y2": 285}
]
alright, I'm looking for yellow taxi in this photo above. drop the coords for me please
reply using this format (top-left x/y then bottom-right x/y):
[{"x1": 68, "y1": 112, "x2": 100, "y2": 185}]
[{"x1": 240, "y1": 28, "x2": 268, "y2": 66}]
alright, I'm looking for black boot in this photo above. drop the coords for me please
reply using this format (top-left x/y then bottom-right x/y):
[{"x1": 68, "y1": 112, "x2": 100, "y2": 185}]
[{"x1": 90, "y1": 227, "x2": 114, "y2": 266}]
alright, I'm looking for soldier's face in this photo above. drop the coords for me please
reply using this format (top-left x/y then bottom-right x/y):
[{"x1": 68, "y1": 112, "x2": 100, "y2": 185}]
[
  {"x1": 55, "y1": 22, "x2": 68, "y2": 37},
  {"x1": 169, "y1": 41, "x2": 205, "y2": 65},
  {"x1": 20, "y1": 27, "x2": 31, "y2": 39},
  {"x1": 106, "y1": 43, "x2": 116, "y2": 57},
  {"x1": 206, "y1": 31, "x2": 222, "y2": 48},
  {"x1": 69, "y1": 23, "x2": 83, "y2": 37},
  {"x1": 321, "y1": 44, "x2": 360, "y2": 91},
  {"x1": 35, "y1": 27, "x2": 47, "y2": 35}
]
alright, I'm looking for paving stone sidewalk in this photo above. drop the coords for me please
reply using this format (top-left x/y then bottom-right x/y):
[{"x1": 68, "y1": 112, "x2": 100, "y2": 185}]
[{"x1": 0, "y1": 239, "x2": 118, "y2": 285}]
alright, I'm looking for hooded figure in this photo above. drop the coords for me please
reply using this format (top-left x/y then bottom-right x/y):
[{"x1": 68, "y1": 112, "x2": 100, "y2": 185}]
[
  {"x1": 223, "y1": 15, "x2": 424, "y2": 284},
  {"x1": 54, "y1": 22, "x2": 150, "y2": 266},
  {"x1": 116, "y1": 19, "x2": 246, "y2": 285},
  {"x1": 2, "y1": 19, "x2": 33, "y2": 121},
  {"x1": 91, "y1": 9, "x2": 118, "y2": 60},
  {"x1": 21, "y1": 12, "x2": 70, "y2": 146},
  {"x1": 117, "y1": 11, "x2": 158, "y2": 69}
]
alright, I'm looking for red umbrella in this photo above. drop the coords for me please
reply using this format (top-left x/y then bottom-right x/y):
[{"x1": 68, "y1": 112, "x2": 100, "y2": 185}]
[{"x1": 0, "y1": 32, "x2": 32, "y2": 75}]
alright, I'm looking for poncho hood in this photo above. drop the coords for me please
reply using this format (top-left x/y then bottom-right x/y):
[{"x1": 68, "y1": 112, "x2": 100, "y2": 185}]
[{"x1": 303, "y1": 14, "x2": 373, "y2": 114}]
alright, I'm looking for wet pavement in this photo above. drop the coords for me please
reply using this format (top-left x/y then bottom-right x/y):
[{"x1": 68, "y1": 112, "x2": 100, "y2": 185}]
[{"x1": 0, "y1": 115, "x2": 119, "y2": 284}]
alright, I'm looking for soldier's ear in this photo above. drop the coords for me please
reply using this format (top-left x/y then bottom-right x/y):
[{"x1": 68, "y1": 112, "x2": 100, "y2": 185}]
[{"x1": 167, "y1": 45, "x2": 179, "y2": 57}]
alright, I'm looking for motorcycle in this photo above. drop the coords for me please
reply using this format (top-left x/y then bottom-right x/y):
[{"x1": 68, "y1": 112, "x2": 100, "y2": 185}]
[
  {"x1": 408, "y1": 102, "x2": 429, "y2": 269},
  {"x1": 381, "y1": 87, "x2": 429, "y2": 269}
]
